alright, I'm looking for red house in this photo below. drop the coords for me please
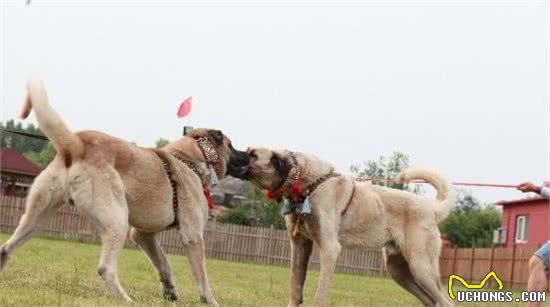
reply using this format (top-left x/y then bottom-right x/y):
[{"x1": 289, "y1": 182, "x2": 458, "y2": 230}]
[
  {"x1": 496, "y1": 195, "x2": 550, "y2": 248},
  {"x1": 0, "y1": 147, "x2": 42, "y2": 196}
]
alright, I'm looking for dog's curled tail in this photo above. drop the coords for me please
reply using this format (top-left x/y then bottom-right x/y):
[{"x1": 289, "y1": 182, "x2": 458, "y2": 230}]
[
  {"x1": 20, "y1": 79, "x2": 83, "y2": 166},
  {"x1": 399, "y1": 167, "x2": 456, "y2": 222}
]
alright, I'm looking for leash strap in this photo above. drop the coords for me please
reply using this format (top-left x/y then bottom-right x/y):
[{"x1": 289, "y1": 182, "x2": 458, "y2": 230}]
[
  {"x1": 154, "y1": 151, "x2": 180, "y2": 229},
  {"x1": 171, "y1": 151, "x2": 215, "y2": 211},
  {"x1": 171, "y1": 151, "x2": 207, "y2": 184},
  {"x1": 304, "y1": 173, "x2": 340, "y2": 195},
  {"x1": 340, "y1": 181, "x2": 356, "y2": 216}
]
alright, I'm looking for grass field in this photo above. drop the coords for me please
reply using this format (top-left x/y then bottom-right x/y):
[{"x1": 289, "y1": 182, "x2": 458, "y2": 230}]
[{"x1": 0, "y1": 233, "x2": 547, "y2": 306}]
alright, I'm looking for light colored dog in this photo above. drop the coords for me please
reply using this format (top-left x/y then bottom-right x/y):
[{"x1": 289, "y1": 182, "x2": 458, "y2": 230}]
[
  {"x1": 0, "y1": 79, "x2": 249, "y2": 305},
  {"x1": 234, "y1": 147, "x2": 456, "y2": 307}
]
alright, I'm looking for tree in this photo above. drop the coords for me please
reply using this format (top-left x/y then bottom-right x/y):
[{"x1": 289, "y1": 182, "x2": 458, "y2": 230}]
[
  {"x1": 155, "y1": 138, "x2": 169, "y2": 148},
  {"x1": 24, "y1": 143, "x2": 57, "y2": 167},
  {"x1": 439, "y1": 192, "x2": 501, "y2": 248},
  {"x1": 1, "y1": 120, "x2": 48, "y2": 154},
  {"x1": 350, "y1": 151, "x2": 420, "y2": 193}
]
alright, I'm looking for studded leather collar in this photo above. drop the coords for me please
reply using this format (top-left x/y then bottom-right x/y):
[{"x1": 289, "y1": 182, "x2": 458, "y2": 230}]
[{"x1": 195, "y1": 136, "x2": 223, "y2": 177}]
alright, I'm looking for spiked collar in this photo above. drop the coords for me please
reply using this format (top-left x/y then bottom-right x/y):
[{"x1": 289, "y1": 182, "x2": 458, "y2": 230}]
[{"x1": 194, "y1": 136, "x2": 223, "y2": 178}]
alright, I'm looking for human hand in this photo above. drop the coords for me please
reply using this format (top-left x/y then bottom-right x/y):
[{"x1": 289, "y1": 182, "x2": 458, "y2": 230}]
[{"x1": 517, "y1": 182, "x2": 541, "y2": 193}]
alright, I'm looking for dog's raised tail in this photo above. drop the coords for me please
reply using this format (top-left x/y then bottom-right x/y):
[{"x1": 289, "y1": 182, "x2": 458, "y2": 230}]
[
  {"x1": 399, "y1": 167, "x2": 456, "y2": 222},
  {"x1": 20, "y1": 79, "x2": 83, "y2": 166}
]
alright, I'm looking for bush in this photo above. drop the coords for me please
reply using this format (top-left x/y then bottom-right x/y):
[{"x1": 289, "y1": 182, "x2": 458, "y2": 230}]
[
  {"x1": 218, "y1": 207, "x2": 252, "y2": 226},
  {"x1": 439, "y1": 192, "x2": 501, "y2": 248},
  {"x1": 219, "y1": 183, "x2": 286, "y2": 229}
]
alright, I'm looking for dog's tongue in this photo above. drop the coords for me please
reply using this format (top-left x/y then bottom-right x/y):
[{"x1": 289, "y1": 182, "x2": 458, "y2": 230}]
[{"x1": 177, "y1": 97, "x2": 192, "y2": 118}]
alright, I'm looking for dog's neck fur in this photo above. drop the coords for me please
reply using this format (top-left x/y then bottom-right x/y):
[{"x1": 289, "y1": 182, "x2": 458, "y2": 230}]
[
  {"x1": 162, "y1": 137, "x2": 206, "y2": 161},
  {"x1": 289, "y1": 152, "x2": 335, "y2": 187},
  {"x1": 161, "y1": 137, "x2": 220, "y2": 180}
]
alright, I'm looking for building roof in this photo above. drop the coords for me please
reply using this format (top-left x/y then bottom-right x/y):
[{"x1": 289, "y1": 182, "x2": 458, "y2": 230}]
[
  {"x1": 497, "y1": 196, "x2": 548, "y2": 206},
  {"x1": 0, "y1": 147, "x2": 42, "y2": 176}
]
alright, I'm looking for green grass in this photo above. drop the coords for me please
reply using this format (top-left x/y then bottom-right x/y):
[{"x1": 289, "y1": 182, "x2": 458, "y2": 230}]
[{"x1": 0, "y1": 233, "x2": 547, "y2": 306}]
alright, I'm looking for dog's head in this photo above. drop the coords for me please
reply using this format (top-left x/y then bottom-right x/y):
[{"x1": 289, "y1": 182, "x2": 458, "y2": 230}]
[
  {"x1": 185, "y1": 128, "x2": 249, "y2": 179},
  {"x1": 232, "y1": 147, "x2": 292, "y2": 190}
]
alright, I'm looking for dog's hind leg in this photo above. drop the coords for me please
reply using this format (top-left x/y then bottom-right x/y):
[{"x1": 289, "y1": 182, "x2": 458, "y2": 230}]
[
  {"x1": 69, "y1": 165, "x2": 132, "y2": 302},
  {"x1": 130, "y1": 229, "x2": 178, "y2": 301},
  {"x1": 404, "y1": 233, "x2": 454, "y2": 307},
  {"x1": 287, "y1": 216, "x2": 314, "y2": 307},
  {"x1": 386, "y1": 252, "x2": 436, "y2": 306},
  {"x1": 0, "y1": 160, "x2": 66, "y2": 272},
  {"x1": 407, "y1": 257, "x2": 453, "y2": 307}
]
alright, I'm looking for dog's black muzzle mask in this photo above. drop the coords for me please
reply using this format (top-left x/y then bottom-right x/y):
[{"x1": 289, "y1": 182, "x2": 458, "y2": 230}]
[{"x1": 227, "y1": 147, "x2": 251, "y2": 179}]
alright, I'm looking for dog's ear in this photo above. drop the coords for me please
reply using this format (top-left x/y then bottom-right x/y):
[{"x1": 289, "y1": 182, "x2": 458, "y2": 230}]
[
  {"x1": 208, "y1": 130, "x2": 224, "y2": 145},
  {"x1": 271, "y1": 153, "x2": 290, "y2": 176}
]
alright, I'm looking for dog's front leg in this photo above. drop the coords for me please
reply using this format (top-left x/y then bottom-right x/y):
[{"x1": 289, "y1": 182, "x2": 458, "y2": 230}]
[
  {"x1": 288, "y1": 231, "x2": 313, "y2": 307},
  {"x1": 312, "y1": 220, "x2": 341, "y2": 307}
]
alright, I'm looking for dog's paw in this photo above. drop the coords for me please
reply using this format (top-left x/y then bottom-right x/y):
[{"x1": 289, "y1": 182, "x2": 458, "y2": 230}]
[
  {"x1": 163, "y1": 288, "x2": 179, "y2": 301},
  {"x1": 0, "y1": 246, "x2": 9, "y2": 272},
  {"x1": 200, "y1": 296, "x2": 218, "y2": 306}
]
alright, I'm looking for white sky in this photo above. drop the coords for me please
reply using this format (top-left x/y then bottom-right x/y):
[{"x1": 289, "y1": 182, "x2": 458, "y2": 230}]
[{"x1": 1, "y1": 0, "x2": 549, "y2": 203}]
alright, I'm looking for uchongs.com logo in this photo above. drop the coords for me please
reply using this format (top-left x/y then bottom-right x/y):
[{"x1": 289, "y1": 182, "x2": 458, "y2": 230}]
[{"x1": 448, "y1": 271, "x2": 546, "y2": 303}]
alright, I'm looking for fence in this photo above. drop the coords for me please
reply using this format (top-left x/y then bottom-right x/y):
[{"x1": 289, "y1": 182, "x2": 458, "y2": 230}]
[
  {"x1": 0, "y1": 195, "x2": 533, "y2": 289},
  {"x1": 440, "y1": 245, "x2": 535, "y2": 290}
]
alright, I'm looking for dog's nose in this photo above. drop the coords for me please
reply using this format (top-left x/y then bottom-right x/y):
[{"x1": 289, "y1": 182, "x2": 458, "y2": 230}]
[{"x1": 239, "y1": 150, "x2": 250, "y2": 164}]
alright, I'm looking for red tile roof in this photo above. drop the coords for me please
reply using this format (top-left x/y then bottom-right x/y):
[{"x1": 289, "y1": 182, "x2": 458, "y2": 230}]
[
  {"x1": 496, "y1": 196, "x2": 547, "y2": 206},
  {"x1": 0, "y1": 147, "x2": 42, "y2": 176}
]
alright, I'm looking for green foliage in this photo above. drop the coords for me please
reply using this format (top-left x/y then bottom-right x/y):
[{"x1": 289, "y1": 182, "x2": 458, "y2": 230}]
[
  {"x1": 254, "y1": 199, "x2": 287, "y2": 230},
  {"x1": 155, "y1": 138, "x2": 169, "y2": 148},
  {"x1": 0, "y1": 120, "x2": 47, "y2": 153},
  {"x1": 439, "y1": 192, "x2": 501, "y2": 248},
  {"x1": 220, "y1": 183, "x2": 286, "y2": 229},
  {"x1": 24, "y1": 143, "x2": 57, "y2": 167},
  {"x1": 219, "y1": 207, "x2": 252, "y2": 226},
  {"x1": 350, "y1": 151, "x2": 420, "y2": 193}
]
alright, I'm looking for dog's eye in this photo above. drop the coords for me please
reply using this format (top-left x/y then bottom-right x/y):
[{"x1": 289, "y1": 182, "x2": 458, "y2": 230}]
[{"x1": 249, "y1": 150, "x2": 257, "y2": 159}]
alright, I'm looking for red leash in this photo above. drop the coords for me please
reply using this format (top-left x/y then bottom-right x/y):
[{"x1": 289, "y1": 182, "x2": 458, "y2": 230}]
[
  {"x1": 451, "y1": 182, "x2": 518, "y2": 188},
  {"x1": 407, "y1": 180, "x2": 518, "y2": 189}
]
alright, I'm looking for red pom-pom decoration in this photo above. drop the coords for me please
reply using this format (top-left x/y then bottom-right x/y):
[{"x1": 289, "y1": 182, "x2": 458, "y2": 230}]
[
  {"x1": 266, "y1": 190, "x2": 275, "y2": 199},
  {"x1": 291, "y1": 183, "x2": 302, "y2": 195}
]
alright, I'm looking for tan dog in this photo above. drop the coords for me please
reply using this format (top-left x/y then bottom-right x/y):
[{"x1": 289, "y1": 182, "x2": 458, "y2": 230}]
[
  {"x1": 234, "y1": 148, "x2": 456, "y2": 307},
  {"x1": 0, "y1": 79, "x2": 249, "y2": 305}
]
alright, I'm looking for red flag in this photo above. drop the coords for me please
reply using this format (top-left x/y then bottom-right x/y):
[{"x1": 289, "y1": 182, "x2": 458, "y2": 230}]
[{"x1": 177, "y1": 97, "x2": 192, "y2": 118}]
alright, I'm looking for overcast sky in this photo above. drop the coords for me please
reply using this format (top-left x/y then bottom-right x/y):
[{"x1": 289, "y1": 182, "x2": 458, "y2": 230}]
[{"x1": 1, "y1": 0, "x2": 549, "y2": 203}]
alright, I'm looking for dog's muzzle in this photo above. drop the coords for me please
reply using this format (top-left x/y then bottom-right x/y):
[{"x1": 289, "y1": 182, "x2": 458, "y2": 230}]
[{"x1": 227, "y1": 149, "x2": 250, "y2": 179}]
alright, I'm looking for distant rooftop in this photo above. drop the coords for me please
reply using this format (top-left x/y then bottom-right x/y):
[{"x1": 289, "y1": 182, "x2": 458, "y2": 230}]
[
  {"x1": 496, "y1": 196, "x2": 548, "y2": 206},
  {"x1": 0, "y1": 147, "x2": 42, "y2": 176}
]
